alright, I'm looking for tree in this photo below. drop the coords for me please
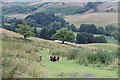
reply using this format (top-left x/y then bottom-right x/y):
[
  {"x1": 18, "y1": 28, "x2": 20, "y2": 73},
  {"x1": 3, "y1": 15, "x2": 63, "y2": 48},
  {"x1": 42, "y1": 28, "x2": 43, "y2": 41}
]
[
  {"x1": 97, "y1": 27, "x2": 104, "y2": 34},
  {"x1": 53, "y1": 28, "x2": 75, "y2": 44},
  {"x1": 76, "y1": 32, "x2": 88, "y2": 44},
  {"x1": 80, "y1": 24, "x2": 97, "y2": 34},
  {"x1": 76, "y1": 32, "x2": 107, "y2": 44},
  {"x1": 48, "y1": 29, "x2": 56, "y2": 39},
  {"x1": 66, "y1": 23, "x2": 76, "y2": 32},
  {"x1": 48, "y1": 21, "x2": 62, "y2": 30},
  {"x1": 93, "y1": 36, "x2": 107, "y2": 43},
  {"x1": 39, "y1": 28, "x2": 50, "y2": 39},
  {"x1": 87, "y1": 33, "x2": 94, "y2": 43},
  {"x1": 16, "y1": 21, "x2": 35, "y2": 39},
  {"x1": 111, "y1": 31, "x2": 120, "y2": 41},
  {"x1": 104, "y1": 25, "x2": 116, "y2": 36}
]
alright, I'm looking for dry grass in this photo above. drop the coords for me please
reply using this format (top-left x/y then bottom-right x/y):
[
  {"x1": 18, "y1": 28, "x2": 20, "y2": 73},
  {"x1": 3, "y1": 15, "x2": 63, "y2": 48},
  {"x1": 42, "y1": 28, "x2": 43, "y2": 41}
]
[
  {"x1": 64, "y1": 12, "x2": 118, "y2": 27},
  {"x1": 97, "y1": 2, "x2": 118, "y2": 12},
  {"x1": 0, "y1": 28, "x2": 22, "y2": 38},
  {"x1": 86, "y1": 43, "x2": 119, "y2": 49}
]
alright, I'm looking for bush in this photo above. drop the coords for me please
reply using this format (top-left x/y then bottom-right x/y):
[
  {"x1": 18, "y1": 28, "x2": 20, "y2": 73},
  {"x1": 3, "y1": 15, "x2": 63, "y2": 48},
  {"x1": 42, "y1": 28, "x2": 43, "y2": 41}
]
[
  {"x1": 88, "y1": 50, "x2": 115, "y2": 65},
  {"x1": 66, "y1": 48, "x2": 80, "y2": 60}
]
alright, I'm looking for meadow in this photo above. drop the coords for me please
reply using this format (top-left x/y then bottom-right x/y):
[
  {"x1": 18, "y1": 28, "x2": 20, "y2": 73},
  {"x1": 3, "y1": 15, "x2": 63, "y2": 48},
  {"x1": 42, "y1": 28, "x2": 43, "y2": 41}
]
[{"x1": 1, "y1": 28, "x2": 119, "y2": 78}]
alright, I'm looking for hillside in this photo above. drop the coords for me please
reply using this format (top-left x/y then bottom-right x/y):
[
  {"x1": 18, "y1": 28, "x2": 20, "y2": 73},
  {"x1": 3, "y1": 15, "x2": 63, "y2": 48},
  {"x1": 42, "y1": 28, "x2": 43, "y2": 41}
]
[
  {"x1": 1, "y1": 28, "x2": 119, "y2": 78},
  {"x1": 1, "y1": 1, "x2": 119, "y2": 78},
  {"x1": 64, "y1": 12, "x2": 118, "y2": 27},
  {"x1": 3, "y1": 2, "x2": 118, "y2": 27},
  {"x1": 97, "y1": 2, "x2": 118, "y2": 12}
]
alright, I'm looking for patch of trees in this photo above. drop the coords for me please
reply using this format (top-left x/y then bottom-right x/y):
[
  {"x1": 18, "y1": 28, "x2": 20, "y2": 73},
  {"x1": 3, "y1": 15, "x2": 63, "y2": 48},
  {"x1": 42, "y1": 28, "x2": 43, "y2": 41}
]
[
  {"x1": 25, "y1": 12, "x2": 66, "y2": 30},
  {"x1": 37, "y1": 28, "x2": 56, "y2": 40},
  {"x1": 79, "y1": 24, "x2": 119, "y2": 41},
  {"x1": 79, "y1": 24, "x2": 97, "y2": 34},
  {"x1": 76, "y1": 32, "x2": 107, "y2": 44},
  {"x1": 26, "y1": 12, "x2": 76, "y2": 30},
  {"x1": 2, "y1": 18, "x2": 22, "y2": 32}
]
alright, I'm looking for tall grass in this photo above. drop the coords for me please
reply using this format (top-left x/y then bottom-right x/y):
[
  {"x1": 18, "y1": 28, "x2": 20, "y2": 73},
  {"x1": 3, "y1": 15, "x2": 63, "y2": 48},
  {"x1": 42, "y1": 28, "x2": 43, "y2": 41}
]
[{"x1": 49, "y1": 47, "x2": 117, "y2": 67}]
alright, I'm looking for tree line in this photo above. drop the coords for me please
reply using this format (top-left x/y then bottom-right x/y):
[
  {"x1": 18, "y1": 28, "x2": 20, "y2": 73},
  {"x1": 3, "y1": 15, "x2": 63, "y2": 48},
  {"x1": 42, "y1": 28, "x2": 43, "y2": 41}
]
[{"x1": 2, "y1": 12, "x2": 119, "y2": 44}]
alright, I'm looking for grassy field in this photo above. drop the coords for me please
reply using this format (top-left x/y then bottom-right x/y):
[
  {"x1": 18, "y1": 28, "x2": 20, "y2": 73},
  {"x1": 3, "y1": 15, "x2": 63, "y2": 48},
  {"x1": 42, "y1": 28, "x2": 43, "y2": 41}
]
[
  {"x1": 64, "y1": 12, "x2": 118, "y2": 27},
  {"x1": 1, "y1": 28, "x2": 119, "y2": 78},
  {"x1": 107, "y1": 38, "x2": 118, "y2": 45}
]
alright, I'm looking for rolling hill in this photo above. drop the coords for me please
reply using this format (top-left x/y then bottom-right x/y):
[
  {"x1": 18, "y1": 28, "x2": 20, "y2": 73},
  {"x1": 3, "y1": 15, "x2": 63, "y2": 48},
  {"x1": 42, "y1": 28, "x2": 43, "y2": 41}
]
[
  {"x1": 64, "y1": 12, "x2": 118, "y2": 27},
  {"x1": 1, "y1": 1, "x2": 119, "y2": 78},
  {"x1": 1, "y1": 28, "x2": 119, "y2": 78},
  {"x1": 2, "y1": 2, "x2": 118, "y2": 28}
]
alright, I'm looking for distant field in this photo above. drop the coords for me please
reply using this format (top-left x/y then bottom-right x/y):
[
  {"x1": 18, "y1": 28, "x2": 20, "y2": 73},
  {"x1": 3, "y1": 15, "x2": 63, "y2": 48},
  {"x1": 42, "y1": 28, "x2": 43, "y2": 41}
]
[{"x1": 64, "y1": 12, "x2": 118, "y2": 27}]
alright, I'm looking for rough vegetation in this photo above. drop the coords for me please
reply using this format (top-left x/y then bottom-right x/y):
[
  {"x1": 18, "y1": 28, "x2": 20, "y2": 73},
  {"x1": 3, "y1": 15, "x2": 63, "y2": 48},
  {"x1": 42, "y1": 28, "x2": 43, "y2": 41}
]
[
  {"x1": 1, "y1": 28, "x2": 119, "y2": 78},
  {"x1": 1, "y1": 2, "x2": 119, "y2": 78}
]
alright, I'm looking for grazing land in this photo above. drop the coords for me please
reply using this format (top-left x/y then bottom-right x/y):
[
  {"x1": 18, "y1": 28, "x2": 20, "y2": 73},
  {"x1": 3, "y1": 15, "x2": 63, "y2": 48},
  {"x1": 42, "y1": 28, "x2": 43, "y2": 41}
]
[
  {"x1": 1, "y1": 2, "x2": 119, "y2": 79},
  {"x1": 1, "y1": 28, "x2": 118, "y2": 78}
]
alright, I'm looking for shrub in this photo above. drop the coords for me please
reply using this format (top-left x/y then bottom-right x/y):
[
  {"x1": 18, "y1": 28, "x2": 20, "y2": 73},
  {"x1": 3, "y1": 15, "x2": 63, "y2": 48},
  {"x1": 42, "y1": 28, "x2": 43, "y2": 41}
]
[
  {"x1": 66, "y1": 48, "x2": 116, "y2": 66},
  {"x1": 66, "y1": 48, "x2": 80, "y2": 60},
  {"x1": 88, "y1": 50, "x2": 115, "y2": 65}
]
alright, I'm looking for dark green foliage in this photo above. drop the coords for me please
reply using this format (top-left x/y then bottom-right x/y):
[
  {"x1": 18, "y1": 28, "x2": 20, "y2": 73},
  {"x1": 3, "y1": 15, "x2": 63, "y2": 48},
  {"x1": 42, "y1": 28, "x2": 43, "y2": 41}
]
[
  {"x1": 39, "y1": 28, "x2": 50, "y2": 39},
  {"x1": 76, "y1": 32, "x2": 107, "y2": 44},
  {"x1": 93, "y1": 35, "x2": 107, "y2": 43},
  {"x1": 26, "y1": 18, "x2": 41, "y2": 28},
  {"x1": 2, "y1": 18, "x2": 22, "y2": 32},
  {"x1": 16, "y1": 21, "x2": 35, "y2": 39},
  {"x1": 80, "y1": 24, "x2": 97, "y2": 34},
  {"x1": 49, "y1": 29, "x2": 57, "y2": 39},
  {"x1": 97, "y1": 27, "x2": 104, "y2": 34},
  {"x1": 76, "y1": 32, "x2": 88, "y2": 44},
  {"x1": 47, "y1": 21, "x2": 62, "y2": 30},
  {"x1": 111, "y1": 31, "x2": 120, "y2": 42},
  {"x1": 39, "y1": 28, "x2": 56, "y2": 40},
  {"x1": 87, "y1": 2, "x2": 102, "y2": 9},
  {"x1": 87, "y1": 33, "x2": 94, "y2": 43},
  {"x1": 104, "y1": 25, "x2": 116, "y2": 36},
  {"x1": 25, "y1": 12, "x2": 66, "y2": 29},
  {"x1": 53, "y1": 28, "x2": 75, "y2": 44},
  {"x1": 66, "y1": 24, "x2": 76, "y2": 32}
]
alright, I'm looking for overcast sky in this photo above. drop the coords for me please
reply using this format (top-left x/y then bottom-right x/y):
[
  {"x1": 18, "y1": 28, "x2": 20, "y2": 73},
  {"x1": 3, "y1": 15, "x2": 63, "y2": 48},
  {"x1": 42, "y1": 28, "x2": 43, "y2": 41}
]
[{"x1": 1, "y1": 0, "x2": 120, "y2": 2}]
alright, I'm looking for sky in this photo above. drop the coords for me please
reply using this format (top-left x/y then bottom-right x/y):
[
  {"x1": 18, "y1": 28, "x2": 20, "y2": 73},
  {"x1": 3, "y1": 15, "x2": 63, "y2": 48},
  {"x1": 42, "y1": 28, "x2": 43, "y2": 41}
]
[{"x1": 1, "y1": 0, "x2": 120, "y2": 2}]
